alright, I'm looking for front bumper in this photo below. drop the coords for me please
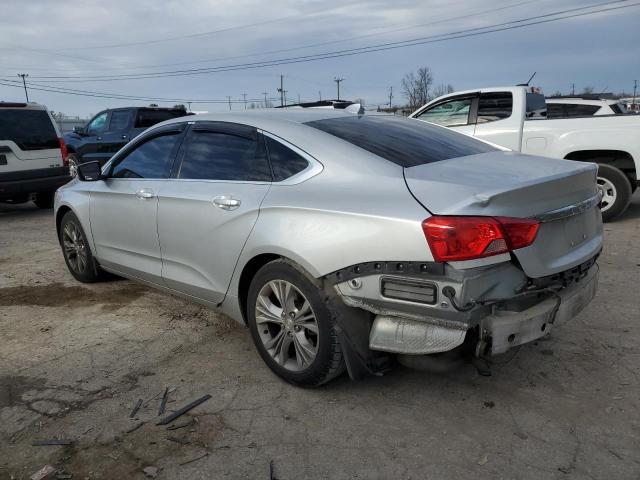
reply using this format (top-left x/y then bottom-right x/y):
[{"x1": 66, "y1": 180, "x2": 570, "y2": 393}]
[{"x1": 335, "y1": 262, "x2": 599, "y2": 356}]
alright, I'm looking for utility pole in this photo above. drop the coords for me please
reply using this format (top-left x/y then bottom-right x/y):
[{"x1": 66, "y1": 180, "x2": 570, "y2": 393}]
[
  {"x1": 262, "y1": 92, "x2": 268, "y2": 107},
  {"x1": 319, "y1": 91, "x2": 322, "y2": 101},
  {"x1": 277, "y1": 75, "x2": 285, "y2": 107},
  {"x1": 571, "y1": 83, "x2": 575, "y2": 95},
  {"x1": 17, "y1": 73, "x2": 29, "y2": 102},
  {"x1": 226, "y1": 96, "x2": 232, "y2": 111},
  {"x1": 334, "y1": 77, "x2": 344, "y2": 101},
  {"x1": 187, "y1": 102, "x2": 192, "y2": 112},
  {"x1": 388, "y1": 86, "x2": 393, "y2": 109},
  {"x1": 633, "y1": 79, "x2": 637, "y2": 108},
  {"x1": 297, "y1": 94, "x2": 301, "y2": 104},
  {"x1": 242, "y1": 93, "x2": 247, "y2": 109}
]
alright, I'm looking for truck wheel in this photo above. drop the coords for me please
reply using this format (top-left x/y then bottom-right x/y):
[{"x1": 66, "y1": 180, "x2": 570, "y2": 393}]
[
  {"x1": 597, "y1": 164, "x2": 632, "y2": 222},
  {"x1": 32, "y1": 192, "x2": 54, "y2": 209},
  {"x1": 246, "y1": 260, "x2": 345, "y2": 387},
  {"x1": 59, "y1": 211, "x2": 106, "y2": 283}
]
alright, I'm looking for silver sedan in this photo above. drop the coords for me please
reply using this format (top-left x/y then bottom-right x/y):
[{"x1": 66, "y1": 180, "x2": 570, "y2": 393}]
[{"x1": 54, "y1": 110, "x2": 602, "y2": 386}]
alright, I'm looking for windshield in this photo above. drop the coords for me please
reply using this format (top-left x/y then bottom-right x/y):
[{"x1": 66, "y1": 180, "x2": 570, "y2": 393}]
[{"x1": 304, "y1": 115, "x2": 496, "y2": 167}]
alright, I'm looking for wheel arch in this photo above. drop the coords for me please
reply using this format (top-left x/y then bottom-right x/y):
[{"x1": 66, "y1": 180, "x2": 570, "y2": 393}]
[
  {"x1": 55, "y1": 205, "x2": 73, "y2": 240},
  {"x1": 236, "y1": 253, "x2": 283, "y2": 324},
  {"x1": 564, "y1": 149, "x2": 636, "y2": 185}
]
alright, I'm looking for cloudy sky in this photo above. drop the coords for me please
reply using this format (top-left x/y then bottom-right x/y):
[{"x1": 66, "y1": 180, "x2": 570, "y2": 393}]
[{"x1": 0, "y1": 0, "x2": 638, "y2": 117}]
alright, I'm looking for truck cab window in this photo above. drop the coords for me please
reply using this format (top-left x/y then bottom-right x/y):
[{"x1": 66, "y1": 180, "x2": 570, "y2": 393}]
[
  {"x1": 87, "y1": 112, "x2": 108, "y2": 136},
  {"x1": 477, "y1": 92, "x2": 513, "y2": 123},
  {"x1": 416, "y1": 98, "x2": 472, "y2": 127}
]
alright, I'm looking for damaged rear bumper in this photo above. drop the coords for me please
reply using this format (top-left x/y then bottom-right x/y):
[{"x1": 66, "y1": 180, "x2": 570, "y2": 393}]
[{"x1": 334, "y1": 261, "x2": 599, "y2": 357}]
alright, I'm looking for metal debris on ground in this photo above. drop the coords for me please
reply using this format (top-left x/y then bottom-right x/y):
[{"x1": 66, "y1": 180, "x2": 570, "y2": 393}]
[
  {"x1": 30, "y1": 465, "x2": 56, "y2": 480},
  {"x1": 158, "y1": 387, "x2": 169, "y2": 416},
  {"x1": 130, "y1": 398, "x2": 143, "y2": 418},
  {"x1": 143, "y1": 466, "x2": 158, "y2": 478},
  {"x1": 167, "y1": 435, "x2": 191, "y2": 445},
  {"x1": 179, "y1": 452, "x2": 209, "y2": 466},
  {"x1": 156, "y1": 394, "x2": 211, "y2": 426},
  {"x1": 126, "y1": 421, "x2": 144, "y2": 434},
  {"x1": 270, "y1": 460, "x2": 278, "y2": 480},
  {"x1": 32, "y1": 439, "x2": 74, "y2": 446}
]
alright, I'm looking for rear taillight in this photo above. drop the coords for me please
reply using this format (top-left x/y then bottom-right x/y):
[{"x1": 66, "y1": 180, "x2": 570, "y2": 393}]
[
  {"x1": 58, "y1": 138, "x2": 68, "y2": 166},
  {"x1": 422, "y1": 216, "x2": 539, "y2": 262}
]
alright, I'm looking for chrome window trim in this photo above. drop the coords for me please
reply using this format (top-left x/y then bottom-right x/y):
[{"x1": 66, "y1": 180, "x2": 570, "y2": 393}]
[
  {"x1": 532, "y1": 193, "x2": 600, "y2": 223},
  {"x1": 260, "y1": 129, "x2": 324, "y2": 185}
]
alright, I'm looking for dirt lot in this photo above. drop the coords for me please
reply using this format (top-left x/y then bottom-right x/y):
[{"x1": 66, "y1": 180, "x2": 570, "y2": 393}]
[{"x1": 1, "y1": 196, "x2": 639, "y2": 480}]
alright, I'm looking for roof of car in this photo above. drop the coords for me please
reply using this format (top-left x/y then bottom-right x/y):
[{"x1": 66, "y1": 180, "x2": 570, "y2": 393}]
[{"x1": 0, "y1": 101, "x2": 47, "y2": 110}]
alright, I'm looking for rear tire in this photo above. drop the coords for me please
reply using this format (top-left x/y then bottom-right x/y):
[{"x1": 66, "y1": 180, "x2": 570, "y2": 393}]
[
  {"x1": 33, "y1": 192, "x2": 55, "y2": 209},
  {"x1": 597, "y1": 164, "x2": 632, "y2": 222},
  {"x1": 247, "y1": 260, "x2": 345, "y2": 387},
  {"x1": 59, "y1": 211, "x2": 106, "y2": 283}
]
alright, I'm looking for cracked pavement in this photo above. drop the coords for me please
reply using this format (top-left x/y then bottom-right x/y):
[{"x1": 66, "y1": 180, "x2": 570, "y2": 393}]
[{"x1": 1, "y1": 195, "x2": 639, "y2": 480}]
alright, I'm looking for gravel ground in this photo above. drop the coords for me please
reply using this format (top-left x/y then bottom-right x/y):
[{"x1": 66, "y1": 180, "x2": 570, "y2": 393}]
[{"x1": 1, "y1": 194, "x2": 639, "y2": 480}]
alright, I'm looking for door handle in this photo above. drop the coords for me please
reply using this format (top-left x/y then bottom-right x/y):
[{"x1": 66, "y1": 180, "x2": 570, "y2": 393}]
[
  {"x1": 135, "y1": 188, "x2": 155, "y2": 199},
  {"x1": 121, "y1": 135, "x2": 128, "y2": 140},
  {"x1": 96, "y1": 136, "x2": 102, "y2": 141},
  {"x1": 213, "y1": 195, "x2": 241, "y2": 210}
]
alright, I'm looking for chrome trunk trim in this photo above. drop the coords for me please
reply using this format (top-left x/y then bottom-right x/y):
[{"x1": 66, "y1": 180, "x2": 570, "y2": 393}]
[{"x1": 532, "y1": 193, "x2": 600, "y2": 222}]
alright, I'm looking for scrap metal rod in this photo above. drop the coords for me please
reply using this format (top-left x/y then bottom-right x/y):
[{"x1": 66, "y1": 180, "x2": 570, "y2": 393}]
[{"x1": 156, "y1": 394, "x2": 211, "y2": 426}]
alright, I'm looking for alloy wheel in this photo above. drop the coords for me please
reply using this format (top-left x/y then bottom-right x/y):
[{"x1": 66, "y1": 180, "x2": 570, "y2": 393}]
[
  {"x1": 62, "y1": 221, "x2": 88, "y2": 274},
  {"x1": 255, "y1": 279, "x2": 319, "y2": 372},
  {"x1": 597, "y1": 176, "x2": 617, "y2": 213}
]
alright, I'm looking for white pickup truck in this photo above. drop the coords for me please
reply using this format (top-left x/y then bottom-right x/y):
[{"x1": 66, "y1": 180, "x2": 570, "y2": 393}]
[{"x1": 410, "y1": 86, "x2": 640, "y2": 221}]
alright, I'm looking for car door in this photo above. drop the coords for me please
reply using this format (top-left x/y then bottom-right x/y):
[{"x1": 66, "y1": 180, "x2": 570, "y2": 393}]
[
  {"x1": 98, "y1": 109, "x2": 132, "y2": 158},
  {"x1": 77, "y1": 111, "x2": 110, "y2": 165},
  {"x1": 89, "y1": 124, "x2": 186, "y2": 284},
  {"x1": 157, "y1": 121, "x2": 272, "y2": 304},
  {"x1": 412, "y1": 95, "x2": 477, "y2": 137}
]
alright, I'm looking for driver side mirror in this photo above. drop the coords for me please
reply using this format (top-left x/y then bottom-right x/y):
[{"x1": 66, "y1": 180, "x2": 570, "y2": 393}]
[
  {"x1": 77, "y1": 161, "x2": 104, "y2": 182},
  {"x1": 73, "y1": 125, "x2": 86, "y2": 135}
]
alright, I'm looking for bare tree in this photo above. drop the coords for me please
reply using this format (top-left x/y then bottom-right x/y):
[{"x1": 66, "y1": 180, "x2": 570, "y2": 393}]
[
  {"x1": 432, "y1": 84, "x2": 455, "y2": 99},
  {"x1": 582, "y1": 86, "x2": 594, "y2": 94},
  {"x1": 401, "y1": 67, "x2": 433, "y2": 110}
]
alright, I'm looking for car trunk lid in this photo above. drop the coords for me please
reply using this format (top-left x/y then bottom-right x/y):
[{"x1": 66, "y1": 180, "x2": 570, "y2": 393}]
[{"x1": 404, "y1": 151, "x2": 603, "y2": 278}]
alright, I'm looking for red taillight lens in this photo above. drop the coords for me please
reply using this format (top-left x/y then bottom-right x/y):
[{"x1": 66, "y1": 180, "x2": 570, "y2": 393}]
[
  {"x1": 58, "y1": 138, "x2": 69, "y2": 166},
  {"x1": 422, "y1": 216, "x2": 539, "y2": 262}
]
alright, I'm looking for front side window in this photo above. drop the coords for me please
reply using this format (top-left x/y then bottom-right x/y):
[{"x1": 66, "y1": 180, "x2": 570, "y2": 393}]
[
  {"x1": 265, "y1": 136, "x2": 309, "y2": 181},
  {"x1": 306, "y1": 115, "x2": 495, "y2": 168},
  {"x1": 111, "y1": 133, "x2": 180, "y2": 178},
  {"x1": 178, "y1": 130, "x2": 271, "y2": 181},
  {"x1": 109, "y1": 110, "x2": 130, "y2": 131},
  {"x1": 416, "y1": 97, "x2": 472, "y2": 127},
  {"x1": 477, "y1": 92, "x2": 513, "y2": 123},
  {"x1": 87, "y1": 112, "x2": 108, "y2": 136}
]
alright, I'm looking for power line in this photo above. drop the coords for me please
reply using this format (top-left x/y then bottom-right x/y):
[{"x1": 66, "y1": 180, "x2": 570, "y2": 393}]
[{"x1": 17, "y1": 0, "x2": 637, "y2": 83}]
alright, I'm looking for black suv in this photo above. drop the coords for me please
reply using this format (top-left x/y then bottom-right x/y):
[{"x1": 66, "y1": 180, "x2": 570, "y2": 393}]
[{"x1": 64, "y1": 106, "x2": 190, "y2": 169}]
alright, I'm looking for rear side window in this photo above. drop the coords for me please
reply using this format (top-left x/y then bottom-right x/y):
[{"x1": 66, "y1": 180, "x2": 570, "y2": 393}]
[
  {"x1": 477, "y1": 92, "x2": 512, "y2": 123},
  {"x1": 305, "y1": 115, "x2": 496, "y2": 168},
  {"x1": 135, "y1": 109, "x2": 186, "y2": 128},
  {"x1": 610, "y1": 103, "x2": 626, "y2": 114},
  {"x1": 265, "y1": 136, "x2": 309, "y2": 181},
  {"x1": 0, "y1": 109, "x2": 58, "y2": 151},
  {"x1": 525, "y1": 93, "x2": 547, "y2": 118},
  {"x1": 109, "y1": 110, "x2": 130, "y2": 131},
  {"x1": 178, "y1": 130, "x2": 271, "y2": 181},
  {"x1": 111, "y1": 133, "x2": 180, "y2": 178},
  {"x1": 565, "y1": 104, "x2": 600, "y2": 117}
]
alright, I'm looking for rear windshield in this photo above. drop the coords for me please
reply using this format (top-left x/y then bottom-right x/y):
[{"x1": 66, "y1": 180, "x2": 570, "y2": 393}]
[
  {"x1": 304, "y1": 115, "x2": 496, "y2": 167},
  {"x1": 135, "y1": 109, "x2": 187, "y2": 128},
  {"x1": 0, "y1": 109, "x2": 58, "y2": 150}
]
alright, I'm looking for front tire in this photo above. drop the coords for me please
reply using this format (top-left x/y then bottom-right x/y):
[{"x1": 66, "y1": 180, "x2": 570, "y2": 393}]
[
  {"x1": 247, "y1": 260, "x2": 345, "y2": 387},
  {"x1": 59, "y1": 211, "x2": 106, "y2": 283},
  {"x1": 597, "y1": 164, "x2": 632, "y2": 222}
]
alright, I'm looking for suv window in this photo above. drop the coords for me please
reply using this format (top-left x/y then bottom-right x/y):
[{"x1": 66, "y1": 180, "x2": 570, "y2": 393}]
[
  {"x1": 305, "y1": 115, "x2": 495, "y2": 168},
  {"x1": 265, "y1": 136, "x2": 309, "y2": 181},
  {"x1": 109, "y1": 110, "x2": 130, "y2": 131},
  {"x1": 477, "y1": 92, "x2": 512, "y2": 123},
  {"x1": 135, "y1": 109, "x2": 186, "y2": 129},
  {"x1": 0, "y1": 109, "x2": 58, "y2": 151},
  {"x1": 87, "y1": 112, "x2": 108, "y2": 136},
  {"x1": 565, "y1": 104, "x2": 600, "y2": 117},
  {"x1": 111, "y1": 133, "x2": 180, "y2": 178},
  {"x1": 416, "y1": 97, "x2": 472, "y2": 126},
  {"x1": 178, "y1": 130, "x2": 271, "y2": 181},
  {"x1": 546, "y1": 103, "x2": 565, "y2": 118}
]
